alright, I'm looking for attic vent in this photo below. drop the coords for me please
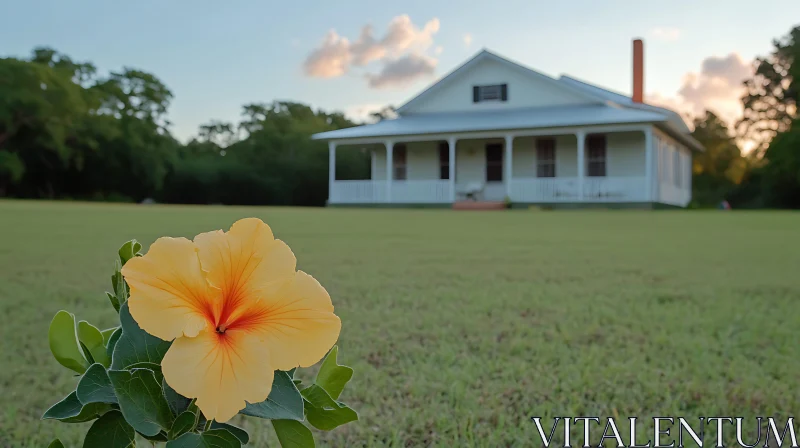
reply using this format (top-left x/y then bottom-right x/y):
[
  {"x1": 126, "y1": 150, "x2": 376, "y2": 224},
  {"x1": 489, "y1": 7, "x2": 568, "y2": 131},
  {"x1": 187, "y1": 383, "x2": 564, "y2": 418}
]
[{"x1": 473, "y1": 84, "x2": 508, "y2": 103}]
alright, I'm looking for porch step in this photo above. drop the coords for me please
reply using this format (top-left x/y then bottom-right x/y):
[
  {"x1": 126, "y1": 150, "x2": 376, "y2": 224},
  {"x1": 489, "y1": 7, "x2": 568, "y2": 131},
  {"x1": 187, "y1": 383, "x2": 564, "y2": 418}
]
[{"x1": 452, "y1": 201, "x2": 507, "y2": 210}]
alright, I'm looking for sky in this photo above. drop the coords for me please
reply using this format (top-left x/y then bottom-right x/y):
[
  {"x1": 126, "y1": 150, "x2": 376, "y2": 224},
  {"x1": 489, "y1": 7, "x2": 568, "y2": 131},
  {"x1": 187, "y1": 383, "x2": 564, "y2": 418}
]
[{"x1": 4, "y1": 0, "x2": 800, "y2": 141}]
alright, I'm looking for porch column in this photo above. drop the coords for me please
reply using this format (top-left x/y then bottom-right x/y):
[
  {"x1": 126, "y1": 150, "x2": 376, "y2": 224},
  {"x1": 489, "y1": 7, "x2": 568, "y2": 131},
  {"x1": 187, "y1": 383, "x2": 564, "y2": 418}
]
[
  {"x1": 504, "y1": 135, "x2": 513, "y2": 199},
  {"x1": 576, "y1": 131, "x2": 585, "y2": 201},
  {"x1": 644, "y1": 127, "x2": 654, "y2": 202},
  {"x1": 328, "y1": 142, "x2": 336, "y2": 204},
  {"x1": 385, "y1": 141, "x2": 393, "y2": 203},
  {"x1": 448, "y1": 137, "x2": 456, "y2": 202}
]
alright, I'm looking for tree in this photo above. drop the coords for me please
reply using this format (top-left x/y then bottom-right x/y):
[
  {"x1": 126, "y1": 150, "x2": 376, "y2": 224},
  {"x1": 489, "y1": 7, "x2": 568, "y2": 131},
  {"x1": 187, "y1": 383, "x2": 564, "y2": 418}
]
[
  {"x1": 758, "y1": 119, "x2": 800, "y2": 208},
  {"x1": 368, "y1": 105, "x2": 397, "y2": 123},
  {"x1": 0, "y1": 54, "x2": 91, "y2": 196},
  {"x1": 690, "y1": 112, "x2": 748, "y2": 206},
  {"x1": 198, "y1": 120, "x2": 237, "y2": 148},
  {"x1": 739, "y1": 25, "x2": 799, "y2": 153},
  {"x1": 1, "y1": 46, "x2": 366, "y2": 205}
]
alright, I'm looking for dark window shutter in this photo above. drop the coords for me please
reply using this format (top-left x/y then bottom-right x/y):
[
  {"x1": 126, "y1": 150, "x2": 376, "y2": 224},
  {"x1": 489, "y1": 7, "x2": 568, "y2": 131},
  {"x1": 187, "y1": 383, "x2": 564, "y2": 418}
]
[
  {"x1": 473, "y1": 86, "x2": 480, "y2": 103},
  {"x1": 501, "y1": 84, "x2": 508, "y2": 101}
]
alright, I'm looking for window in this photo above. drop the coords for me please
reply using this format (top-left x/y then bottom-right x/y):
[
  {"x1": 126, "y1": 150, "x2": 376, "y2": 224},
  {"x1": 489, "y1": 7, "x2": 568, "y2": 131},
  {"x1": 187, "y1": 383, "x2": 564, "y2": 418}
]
[
  {"x1": 673, "y1": 148, "x2": 681, "y2": 187},
  {"x1": 486, "y1": 143, "x2": 503, "y2": 182},
  {"x1": 438, "y1": 142, "x2": 449, "y2": 180},
  {"x1": 473, "y1": 84, "x2": 508, "y2": 103},
  {"x1": 393, "y1": 144, "x2": 407, "y2": 180},
  {"x1": 586, "y1": 135, "x2": 606, "y2": 177},
  {"x1": 536, "y1": 138, "x2": 556, "y2": 178}
]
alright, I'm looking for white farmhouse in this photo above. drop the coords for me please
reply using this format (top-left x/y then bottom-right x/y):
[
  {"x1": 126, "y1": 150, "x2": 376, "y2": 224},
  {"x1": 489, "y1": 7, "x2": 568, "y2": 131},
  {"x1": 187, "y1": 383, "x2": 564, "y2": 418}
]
[{"x1": 313, "y1": 40, "x2": 702, "y2": 209}]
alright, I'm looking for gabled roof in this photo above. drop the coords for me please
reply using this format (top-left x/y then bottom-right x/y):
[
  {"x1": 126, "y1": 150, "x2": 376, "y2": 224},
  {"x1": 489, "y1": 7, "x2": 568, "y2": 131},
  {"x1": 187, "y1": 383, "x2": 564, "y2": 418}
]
[
  {"x1": 559, "y1": 75, "x2": 692, "y2": 134},
  {"x1": 395, "y1": 49, "x2": 607, "y2": 115},
  {"x1": 314, "y1": 48, "x2": 703, "y2": 151},
  {"x1": 312, "y1": 104, "x2": 667, "y2": 140},
  {"x1": 557, "y1": 75, "x2": 702, "y2": 151}
]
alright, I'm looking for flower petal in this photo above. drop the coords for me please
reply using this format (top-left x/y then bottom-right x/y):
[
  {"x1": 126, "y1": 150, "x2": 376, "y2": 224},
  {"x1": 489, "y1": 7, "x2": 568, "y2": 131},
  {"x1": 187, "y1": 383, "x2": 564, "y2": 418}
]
[
  {"x1": 194, "y1": 218, "x2": 297, "y2": 324},
  {"x1": 122, "y1": 237, "x2": 216, "y2": 341},
  {"x1": 236, "y1": 271, "x2": 341, "y2": 371},
  {"x1": 161, "y1": 330, "x2": 274, "y2": 423}
]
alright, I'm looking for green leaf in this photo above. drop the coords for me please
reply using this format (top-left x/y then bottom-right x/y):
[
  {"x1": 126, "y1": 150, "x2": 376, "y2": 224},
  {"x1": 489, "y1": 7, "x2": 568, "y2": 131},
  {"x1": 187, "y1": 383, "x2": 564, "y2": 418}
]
[
  {"x1": 110, "y1": 302, "x2": 171, "y2": 369},
  {"x1": 107, "y1": 291, "x2": 120, "y2": 313},
  {"x1": 80, "y1": 341, "x2": 95, "y2": 365},
  {"x1": 210, "y1": 422, "x2": 249, "y2": 445},
  {"x1": 108, "y1": 368, "x2": 174, "y2": 437},
  {"x1": 42, "y1": 391, "x2": 112, "y2": 423},
  {"x1": 272, "y1": 420, "x2": 315, "y2": 448},
  {"x1": 138, "y1": 431, "x2": 169, "y2": 442},
  {"x1": 315, "y1": 346, "x2": 353, "y2": 400},
  {"x1": 49, "y1": 310, "x2": 89, "y2": 374},
  {"x1": 82, "y1": 410, "x2": 135, "y2": 448},
  {"x1": 163, "y1": 378, "x2": 192, "y2": 416},
  {"x1": 111, "y1": 259, "x2": 128, "y2": 309},
  {"x1": 105, "y1": 327, "x2": 122, "y2": 359},
  {"x1": 78, "y1": 320, "x2": 111, "y2": 368},
  {"x1": 240, "y1": 370, "x2": 304, "y2": 421},
  {"x1": 101, "y1": 327, "x2": 119, "y2": 346},
  {"x1": 48, "y1": 439, "x2": 66, "y2": 448},
  {"x1": 129, "y1": 362, "x2": 164, "y2": 384},
  {"x1": 166, "y1": 429, "x2": 241, "y2": 448},
  {"x1": 118, "y1": 240, "x2": 142, "y2": 265},
  {"x1": 301, "y1": 385, "x2": 358, "y2": 431},
  {"x1": 169, "y1": 410, "x2": 196, "y2": 440},
  {"x1": 77, "y1": 363, "x2": 118, "y2": 405}
]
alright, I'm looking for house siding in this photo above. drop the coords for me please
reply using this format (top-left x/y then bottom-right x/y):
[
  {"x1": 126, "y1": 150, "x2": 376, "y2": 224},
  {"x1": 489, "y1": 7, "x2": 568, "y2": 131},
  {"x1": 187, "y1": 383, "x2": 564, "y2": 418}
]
[
  {"x1": 402, "y1": 58, "x2": 593, "y2": 115},
  {"x1": 606, "y1": 132, "x2": 646, "y2": 177},
  {"x1": 372, "y1": 141, "x2": 444, "y2": 181},
  {"x1": 371, "y1": 132, "x2": 648, "y2": 182},
  {"x1": 653, "y1": 127, "x2": 692, "y2": 206},
  {"x1": 455, "y1": 138, "x2": 500, "y2": 192}
]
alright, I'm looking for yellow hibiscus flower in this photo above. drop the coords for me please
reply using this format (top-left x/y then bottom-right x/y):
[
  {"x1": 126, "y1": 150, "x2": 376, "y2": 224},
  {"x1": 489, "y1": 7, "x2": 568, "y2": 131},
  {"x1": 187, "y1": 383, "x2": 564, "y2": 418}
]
[{"x1": 120, "y1": 218, "x2": 341, "y2": 422}]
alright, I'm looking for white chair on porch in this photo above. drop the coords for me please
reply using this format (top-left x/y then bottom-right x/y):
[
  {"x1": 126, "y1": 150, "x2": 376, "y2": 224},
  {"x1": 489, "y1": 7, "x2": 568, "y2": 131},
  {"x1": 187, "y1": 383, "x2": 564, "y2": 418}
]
[{"x1": 458, "y1": 182, "x2": 485, "y2": 201}]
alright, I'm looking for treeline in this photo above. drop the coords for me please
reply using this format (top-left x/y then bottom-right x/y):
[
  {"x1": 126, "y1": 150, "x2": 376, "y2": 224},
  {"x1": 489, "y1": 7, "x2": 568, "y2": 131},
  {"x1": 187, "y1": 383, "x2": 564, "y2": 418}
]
[
  {"x1": 0, "y1": 26, "x2": 798, "y2": 207},
  {"x1": 690, "y1": 25, "x2": 799, "y2": 208},
  {"x1": 0, "y1": 49, "x2": 369, "y2": 206}
]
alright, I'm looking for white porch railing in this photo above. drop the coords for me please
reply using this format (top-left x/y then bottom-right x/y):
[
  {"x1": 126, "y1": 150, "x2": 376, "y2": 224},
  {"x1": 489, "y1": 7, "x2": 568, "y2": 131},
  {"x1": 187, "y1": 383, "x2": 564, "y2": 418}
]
[
  {"x1": 510, "y1": 176, "x2": 649, "y2": 203},
  {"x1": 330, "y1": 180, "x2": 451, "y2": 204},
  {"x1": 332, "y1": 177, "x2": 653, "y2": 204},
  {"x1": 393, "y1": 180, "x2": 451, "y2": 203},
  {"x1": 583, "y1": 176, "x2": 649, "y2": 202},
  {"x1": 330, "y1": 180, "x2": 387, "y2": 204},
  {"x1": 510, "y1": 178, "x2": 580, "y2": 202}
]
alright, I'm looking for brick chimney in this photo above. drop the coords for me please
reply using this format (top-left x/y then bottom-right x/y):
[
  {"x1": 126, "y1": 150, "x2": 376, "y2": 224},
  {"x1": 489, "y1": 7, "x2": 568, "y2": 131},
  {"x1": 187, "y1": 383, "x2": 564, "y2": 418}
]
[{"x1": 632, "y1": 39, "x2": 644, "y2": 103}]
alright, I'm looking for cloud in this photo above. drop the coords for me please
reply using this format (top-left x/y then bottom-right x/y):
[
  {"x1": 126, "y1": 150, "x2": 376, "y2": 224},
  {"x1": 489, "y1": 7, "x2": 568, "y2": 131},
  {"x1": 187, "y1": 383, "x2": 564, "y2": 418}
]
[
  {"x1": 303, "y1": 30, "x2": 351, "y2": 78},
  {"x1": 382, "y1": 15, "x2": 440, "y2": 55},
  {"x1": 647, "y1": 53, "x2": 753, "y2": 129},
  {"x1": 434, "y1": 46, "x2": 444, "y2": 55},
  {"x1": 463, "y1": 33, "x2": 473, "y2": 47},
  {"x1": 303, "y1": 15, "x2": 441, "y2": 88},
  {"x1": 650, "y1": 27, "x2": 682, "y2": 42},
  {"x1": 367, "y1": 53, "x2": 438, "y2": 89}
]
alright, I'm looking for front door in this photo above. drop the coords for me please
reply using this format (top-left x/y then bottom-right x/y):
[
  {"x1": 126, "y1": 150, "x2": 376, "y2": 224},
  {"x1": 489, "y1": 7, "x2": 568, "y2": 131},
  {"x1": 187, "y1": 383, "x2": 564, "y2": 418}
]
[{"x1": 484, "y1": 143, "x2": 505, "y2": 200}]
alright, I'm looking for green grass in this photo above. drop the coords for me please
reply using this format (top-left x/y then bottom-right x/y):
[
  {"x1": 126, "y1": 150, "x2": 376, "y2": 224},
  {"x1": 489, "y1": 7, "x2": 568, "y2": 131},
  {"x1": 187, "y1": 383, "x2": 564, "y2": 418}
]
[{"x1": 1, "y1": 200, "x2": 799, "y2": 447}]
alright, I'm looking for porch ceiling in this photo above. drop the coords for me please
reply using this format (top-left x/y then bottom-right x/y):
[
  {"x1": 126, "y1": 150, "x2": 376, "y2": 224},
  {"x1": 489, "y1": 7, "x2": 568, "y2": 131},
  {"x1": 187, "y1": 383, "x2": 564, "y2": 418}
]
[{"x1": 312, "y1": 104, "x2": 667, "y2": 141}]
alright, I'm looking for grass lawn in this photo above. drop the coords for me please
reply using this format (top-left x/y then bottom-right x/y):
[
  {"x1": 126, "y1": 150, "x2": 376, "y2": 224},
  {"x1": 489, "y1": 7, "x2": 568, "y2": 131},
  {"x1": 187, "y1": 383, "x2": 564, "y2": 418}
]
[{"x1": 1, "y1": 200, "x2": 799, "y2": 447}]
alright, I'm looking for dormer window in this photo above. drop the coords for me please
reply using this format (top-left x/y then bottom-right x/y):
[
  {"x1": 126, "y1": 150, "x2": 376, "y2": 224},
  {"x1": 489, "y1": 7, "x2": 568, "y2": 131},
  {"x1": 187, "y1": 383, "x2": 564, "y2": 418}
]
[{"x1": 473, "y1": 84, "x2": 508, "y2": 103}]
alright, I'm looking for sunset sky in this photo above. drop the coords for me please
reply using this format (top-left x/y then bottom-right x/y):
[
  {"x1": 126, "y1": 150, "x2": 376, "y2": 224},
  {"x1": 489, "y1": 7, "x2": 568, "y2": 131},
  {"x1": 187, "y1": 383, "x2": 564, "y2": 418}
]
[{"x1": 4, "y1": 0, "x2": 800, "y2": 140}]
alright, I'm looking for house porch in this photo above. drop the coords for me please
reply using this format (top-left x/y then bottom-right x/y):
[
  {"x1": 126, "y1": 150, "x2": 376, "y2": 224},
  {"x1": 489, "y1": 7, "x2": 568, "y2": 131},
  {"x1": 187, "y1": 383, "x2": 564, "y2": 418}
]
[{"x1": 328, "y1": 124, "x2": 691, "y2": 207}]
